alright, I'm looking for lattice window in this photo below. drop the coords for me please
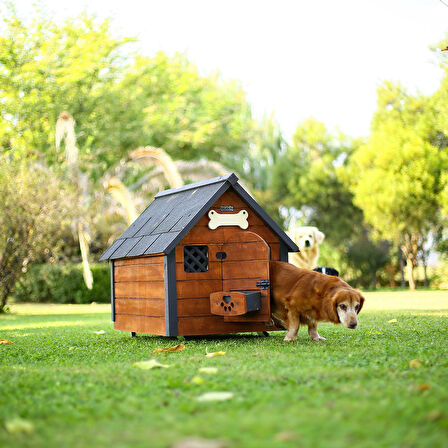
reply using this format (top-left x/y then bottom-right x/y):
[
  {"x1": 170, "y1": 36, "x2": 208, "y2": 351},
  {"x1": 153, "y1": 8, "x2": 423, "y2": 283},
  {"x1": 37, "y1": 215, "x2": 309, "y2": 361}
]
[{"x1": 184, "y1": 246, "x2": 209, "y2": 273}]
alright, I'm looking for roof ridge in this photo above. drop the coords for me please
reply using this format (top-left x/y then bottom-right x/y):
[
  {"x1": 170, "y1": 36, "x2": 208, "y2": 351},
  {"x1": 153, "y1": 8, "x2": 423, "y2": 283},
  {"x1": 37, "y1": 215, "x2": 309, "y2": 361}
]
[{"x1": 154, "y1": 173, "x2": 238, "y2": 198}]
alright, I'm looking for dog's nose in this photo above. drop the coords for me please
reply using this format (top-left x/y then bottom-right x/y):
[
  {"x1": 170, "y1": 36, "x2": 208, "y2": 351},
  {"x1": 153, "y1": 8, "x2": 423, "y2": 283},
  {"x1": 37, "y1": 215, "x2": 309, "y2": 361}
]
[
  {"x1": 305, "y1": 240, "x2": 311, "y2": 247},
  {"x1": 348, "y1": 321, "x2": 358, "y2": 329}
]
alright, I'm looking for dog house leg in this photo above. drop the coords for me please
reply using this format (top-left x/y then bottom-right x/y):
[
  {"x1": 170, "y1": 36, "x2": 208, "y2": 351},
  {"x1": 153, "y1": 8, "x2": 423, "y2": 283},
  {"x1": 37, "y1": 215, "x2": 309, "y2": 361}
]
[
  {"x1": 257, "y1": 331, "x2": 270, "y2": 337},
  {"x1": 131, "y1": 332, "x2": 136, "y2": 338}
]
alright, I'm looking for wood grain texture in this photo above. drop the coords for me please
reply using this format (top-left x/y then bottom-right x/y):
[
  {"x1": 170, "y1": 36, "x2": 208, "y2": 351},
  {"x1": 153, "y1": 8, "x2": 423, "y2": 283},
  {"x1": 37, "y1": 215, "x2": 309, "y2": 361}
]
[
  {"x1": 114, "y1": 255, "x2": 164, "y2": 267},
  {"x1": 114, "y1": 263, "x2": 164, "y2": 282},
  {"x1": 115, "y1": 298, "x2": 164, "y2": 316},
  {"x1": 177, "y1": 315, "x2": 278, "y2": 336},
  {"x1": 175, "y1": 244, "x2": 223, "y2": 263},
  {"x1": 175, "y1": 261, "x2": 221, "y2": 281},
  {"x1": 176, "y1": 280, "x2": 222, "y2": 299},
  {"x1": 114, "y1": 314, "x2": 165, "y2": 335},
  {"x1": 270, "y1": 243, "x2": 280, "y2": 261},
  {"x1": 114, "y1": 281, "x2": 165, "y2": 299},
  {"x1": 222, "y1": 260, "x2": 269, "y2": 279},
  {"x1": 177, "y1": 298, "x2": 211, "y2": 316},
  {"x1": 220, "y1": 231, "x2": 271, "y2": 323}
]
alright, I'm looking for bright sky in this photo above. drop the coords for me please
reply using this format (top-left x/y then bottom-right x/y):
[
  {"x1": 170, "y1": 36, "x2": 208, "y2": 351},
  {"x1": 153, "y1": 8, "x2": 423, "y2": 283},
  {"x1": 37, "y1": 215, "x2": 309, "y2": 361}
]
[{"x1": 13, "y1": 0, "x2": 448, "y2": 139}]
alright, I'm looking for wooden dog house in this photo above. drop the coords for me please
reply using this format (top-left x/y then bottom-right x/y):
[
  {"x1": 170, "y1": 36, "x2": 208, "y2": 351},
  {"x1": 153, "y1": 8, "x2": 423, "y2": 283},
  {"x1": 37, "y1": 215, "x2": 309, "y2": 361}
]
[{"x1": 100, "y1": 173, "x2": 298, "y2": 336}]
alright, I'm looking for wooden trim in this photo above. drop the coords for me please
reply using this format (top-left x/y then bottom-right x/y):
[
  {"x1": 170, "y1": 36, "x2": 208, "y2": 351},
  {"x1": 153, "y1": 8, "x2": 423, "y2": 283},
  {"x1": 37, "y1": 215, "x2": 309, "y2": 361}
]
[
  {"x1": 279, "y1": 241, "x2": 289, "y2": 262},
  {"x1": 110, "y1": 261, "x2": 115, "y2": 322},
  {"x1": 164, "y1": 251, "x2": 178, "y2": 336}
]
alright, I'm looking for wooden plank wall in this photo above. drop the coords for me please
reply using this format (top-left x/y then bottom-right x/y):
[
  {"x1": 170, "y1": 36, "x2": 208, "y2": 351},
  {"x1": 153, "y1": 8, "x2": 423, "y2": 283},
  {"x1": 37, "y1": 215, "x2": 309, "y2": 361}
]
[
  {"x1": 113, "y1": 255, "x2": 166, "y2": 335},
  {"x1": 222, "y1": 232, "x2": 270, "y2": 323},
  {"x1": 176, "y1": 188, "x2": 280, "y2": 335}
]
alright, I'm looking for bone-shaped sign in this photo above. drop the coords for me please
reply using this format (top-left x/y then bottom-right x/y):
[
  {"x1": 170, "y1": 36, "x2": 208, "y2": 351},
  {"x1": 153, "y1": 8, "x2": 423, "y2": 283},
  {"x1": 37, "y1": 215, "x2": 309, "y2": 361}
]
[{"x1": 208, "y1": 209, "x2": 249, "y2": 230}]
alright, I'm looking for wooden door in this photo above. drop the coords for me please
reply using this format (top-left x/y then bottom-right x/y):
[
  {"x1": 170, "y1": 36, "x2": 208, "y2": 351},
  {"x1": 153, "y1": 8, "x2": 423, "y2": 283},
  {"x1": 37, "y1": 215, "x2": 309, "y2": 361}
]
[{"x1": 220, "y1": 231, "x2": 271, "y2": 323}]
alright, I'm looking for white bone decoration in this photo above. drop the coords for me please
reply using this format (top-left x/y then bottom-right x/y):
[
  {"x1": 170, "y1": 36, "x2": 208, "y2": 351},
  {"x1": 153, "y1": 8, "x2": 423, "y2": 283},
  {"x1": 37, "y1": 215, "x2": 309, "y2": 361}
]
[{"x1": 208, "y1": 209, "x2": 249, "y2": 230}]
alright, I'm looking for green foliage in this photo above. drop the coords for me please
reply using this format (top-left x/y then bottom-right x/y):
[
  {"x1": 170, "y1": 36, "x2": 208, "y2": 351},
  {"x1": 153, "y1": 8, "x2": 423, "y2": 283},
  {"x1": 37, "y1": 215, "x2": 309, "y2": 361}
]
[
  {"x1": 239, "y1": 116, "x2": 287, "y2": 224},
  {"x1": 0, "y1": 156, "x2": 76, "y2": 311},
  {"x1": 273, "y1": 119, "x2": 364, "y2": 245},
  {"x1": 0, "y1": 6, "x2": 254, "y2": 177},
  {"x1": 122, "y1": 53, "x2": 254, "y2": 163},
  {"x1": 349, "y1": 119, "x2": 445, "y2": 240},
  {"x1": 13, "y1": 263, "x2": 110, "y2": 304},
  {"x1": 0, "y1": 7, "x2": 133, "y2": 173}
]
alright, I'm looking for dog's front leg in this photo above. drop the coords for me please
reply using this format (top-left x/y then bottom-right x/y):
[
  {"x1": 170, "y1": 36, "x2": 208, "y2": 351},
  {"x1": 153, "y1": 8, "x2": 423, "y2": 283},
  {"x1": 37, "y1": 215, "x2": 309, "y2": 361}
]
[
  {"x1": 284, "y1": 310, "x2": 299, "y2": 342},
  {"x1": 308, "y1": 322, "x2": 326, "y2": 341}
]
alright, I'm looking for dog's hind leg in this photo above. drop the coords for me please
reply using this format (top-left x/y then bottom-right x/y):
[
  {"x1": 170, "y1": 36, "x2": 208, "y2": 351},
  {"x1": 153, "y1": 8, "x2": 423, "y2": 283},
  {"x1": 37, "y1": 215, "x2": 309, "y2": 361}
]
[
  {"x1": 308, "y1": 322, "x2": 326, "y2": 341},
  {"x1": 284, "y1": 310, "x2": 300, "y2": 342}
]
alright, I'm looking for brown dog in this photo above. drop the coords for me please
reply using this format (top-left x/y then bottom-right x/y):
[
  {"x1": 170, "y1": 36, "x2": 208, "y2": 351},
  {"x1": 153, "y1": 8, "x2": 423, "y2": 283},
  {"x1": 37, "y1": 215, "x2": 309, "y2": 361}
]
[{"x1": 270, "y1": 261, "x2": 365, "y2": 342}]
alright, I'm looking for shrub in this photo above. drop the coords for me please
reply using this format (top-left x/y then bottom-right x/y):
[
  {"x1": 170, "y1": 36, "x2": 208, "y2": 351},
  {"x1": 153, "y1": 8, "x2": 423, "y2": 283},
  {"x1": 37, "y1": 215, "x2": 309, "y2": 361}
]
[{"x1": 13, "y1": 263, "x2": 110, "y2": 304}]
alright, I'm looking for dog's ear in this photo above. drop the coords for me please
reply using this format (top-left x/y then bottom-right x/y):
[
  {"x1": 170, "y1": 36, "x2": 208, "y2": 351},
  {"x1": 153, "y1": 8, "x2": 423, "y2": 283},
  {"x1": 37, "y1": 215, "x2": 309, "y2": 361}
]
[
  {"x1": 313, "y1": 229, "x2": 325, "y2": 244},
  {"x1": 357, "y1": 295, "x2": 365, "y2": 314},
  {"x1": 324, "y1": 290, "x2": 341, "y2": 323}
]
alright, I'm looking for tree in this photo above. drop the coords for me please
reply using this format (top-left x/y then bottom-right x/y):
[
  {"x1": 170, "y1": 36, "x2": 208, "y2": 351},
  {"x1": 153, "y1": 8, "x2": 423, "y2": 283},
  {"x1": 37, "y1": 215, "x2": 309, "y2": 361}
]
[
  {"x1": 0, "y1": 5, "x2": 133, "y2": 172},
  {"x1": 348, "y1": 83, "x2": 448, "y2": 289},
  {"x1": 117, "y1": 53, "x2": 254, "y2": 166},
  {"x1": 235, "y1": 115, "x2": 287, "y2": 224},
  {"x1": 272, "y1": 119, "x2": 364, "y2": 243},
  {"x1": 0, "y1": 6, "x2": 254, "y2": 177},
  {"x1": 0, "y1": 157, "x2": 76, "y2": 312}
]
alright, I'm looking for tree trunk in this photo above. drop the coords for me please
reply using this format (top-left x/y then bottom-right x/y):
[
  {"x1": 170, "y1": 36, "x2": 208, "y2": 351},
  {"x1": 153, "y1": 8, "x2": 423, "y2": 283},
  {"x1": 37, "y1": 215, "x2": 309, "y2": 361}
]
[
  {"x1": 401, "y1": 234, "x2": 419, "y2": 291},
  {"x1": 423, "y1": 257, "x2": 429, "y2": 288},
  {"x1": 406, "y1": 259, "x2": 416, "y2": 291},
  {"x1": 420, "y1": 244, "x2": 429, "y2": 288},
  {"x1": 399, "y1": 249, "x2": 406, "y2": 288},
  {"x1": 371, "y1": 270, "x2": 377, "y2": 290},
  {"x1": 0, "y1": 272, "x2": 16, "y2": 313}
]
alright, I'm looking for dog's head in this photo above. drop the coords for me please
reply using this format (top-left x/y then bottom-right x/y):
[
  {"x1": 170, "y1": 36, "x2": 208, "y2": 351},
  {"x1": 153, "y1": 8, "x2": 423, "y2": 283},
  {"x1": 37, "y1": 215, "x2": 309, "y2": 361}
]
[
  {"x1": 332, "y1": 289, "x2": 365, "y2": 329},
  {"x1": 290, "y1": 226, "x2": 325, "y2": 251}
]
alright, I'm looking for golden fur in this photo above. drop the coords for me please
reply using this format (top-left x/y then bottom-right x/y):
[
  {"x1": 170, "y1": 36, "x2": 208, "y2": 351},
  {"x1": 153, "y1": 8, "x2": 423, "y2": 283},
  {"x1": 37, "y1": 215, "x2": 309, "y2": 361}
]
[
  {"x1": 270, "y1": 261, "x2": 365, "y2": 342},
  {"x1": 288, "y1": 226, "x2": 325, "y2": 269}
]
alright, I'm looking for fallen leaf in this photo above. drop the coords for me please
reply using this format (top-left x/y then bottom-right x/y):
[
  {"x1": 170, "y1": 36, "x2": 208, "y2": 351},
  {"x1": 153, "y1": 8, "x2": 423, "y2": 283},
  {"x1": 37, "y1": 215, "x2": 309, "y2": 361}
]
[
  {"x1": 196, "y1": 392, "x2": 233, "y2": 402},
  {"x1": 425, "y1": 410, "x2": 443, "y2": 421},
  {"x1": 417, "y1": 383, "x2": 431, "y2": 391},
  {"x1": 153, "y1": 344, "x2": 185, "y2": 354},
  {"x1": 0, "y1": 339, "x2": 13, "y2": 345},
  {"x1": 409, "y1": 359, "x2": 422, "y2": 369},
  {"x1": 191, "y1": 376, "x2": 205, "y2": 385},
  {"x1": 387, "y1": 319, "x2": 397, "y2": 323},
  {"x1": 133, "y1": 359, "x2": 171, "y2": 370},
  {"x1": 205, "y1": 349, "x2": 226, "y2": 358},
  {"x1": 172, "y1": 437, "x2": 226, "y2": 448},
  {"x1": 5, "y1": 418, "x2": 34, "y2": 434},
  {"x1": 275, "y1": 431, "x2": 297, "y2": 442},
  {"x1": 198, "y1": 367, "x2": 218, "y2": 375},
  {"x1": 94, "y1": 330, "x2": 105, "y2": 335}
]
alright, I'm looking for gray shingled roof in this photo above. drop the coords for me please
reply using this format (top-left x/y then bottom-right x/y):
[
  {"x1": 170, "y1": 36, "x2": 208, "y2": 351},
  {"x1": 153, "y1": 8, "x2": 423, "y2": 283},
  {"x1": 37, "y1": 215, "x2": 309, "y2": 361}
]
[{"x1": 100, "y1": 173, "x2": 298, "y2": 261}]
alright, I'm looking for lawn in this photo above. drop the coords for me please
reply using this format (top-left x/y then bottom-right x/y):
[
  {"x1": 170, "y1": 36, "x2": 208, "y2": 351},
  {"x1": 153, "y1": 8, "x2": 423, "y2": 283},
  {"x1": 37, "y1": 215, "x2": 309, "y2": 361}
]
[{"x1": 1, "y1": 291, "x2": 448, "y2": 448}]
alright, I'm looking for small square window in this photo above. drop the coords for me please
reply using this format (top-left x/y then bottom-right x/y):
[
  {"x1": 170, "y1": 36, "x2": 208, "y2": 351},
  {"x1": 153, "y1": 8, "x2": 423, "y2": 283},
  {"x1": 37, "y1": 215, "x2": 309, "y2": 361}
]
[{"x1": 184, "y1": 246, "x2": 209, "y2": 273}]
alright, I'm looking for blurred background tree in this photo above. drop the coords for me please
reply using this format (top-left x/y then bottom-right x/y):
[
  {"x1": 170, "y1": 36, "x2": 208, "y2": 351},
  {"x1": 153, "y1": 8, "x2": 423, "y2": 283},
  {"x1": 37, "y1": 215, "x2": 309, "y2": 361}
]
[
  {"x1": 0, "y1": 157, "x2": 76, "y2": 312},
  {"x1": 348, "y1": 82, "x2": 448, "y2": 289},
  {"x1": 1, "y1": 2, "x2": 448, "y2": 302}
]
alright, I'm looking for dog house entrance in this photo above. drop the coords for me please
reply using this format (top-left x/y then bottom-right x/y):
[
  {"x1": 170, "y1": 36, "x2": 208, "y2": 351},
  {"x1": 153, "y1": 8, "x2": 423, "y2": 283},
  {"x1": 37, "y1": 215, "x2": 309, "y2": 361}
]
[{"x1": 209, "y1": 231, "x2": 271, "y2": 323}]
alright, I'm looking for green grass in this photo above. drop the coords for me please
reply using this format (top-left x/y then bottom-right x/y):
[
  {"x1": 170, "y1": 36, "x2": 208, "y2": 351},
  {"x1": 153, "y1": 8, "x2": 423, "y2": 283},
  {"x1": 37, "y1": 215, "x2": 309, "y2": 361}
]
[{"x1": 1, "y1": 291, "x2": 448, "y2": 448}]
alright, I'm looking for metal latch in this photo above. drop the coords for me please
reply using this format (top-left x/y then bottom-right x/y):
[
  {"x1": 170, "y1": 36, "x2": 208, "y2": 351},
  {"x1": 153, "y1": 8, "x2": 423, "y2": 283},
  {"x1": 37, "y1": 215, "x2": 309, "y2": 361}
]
[{"x1": 256, "y1": 279, "x2": 270, "y2": 290}]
